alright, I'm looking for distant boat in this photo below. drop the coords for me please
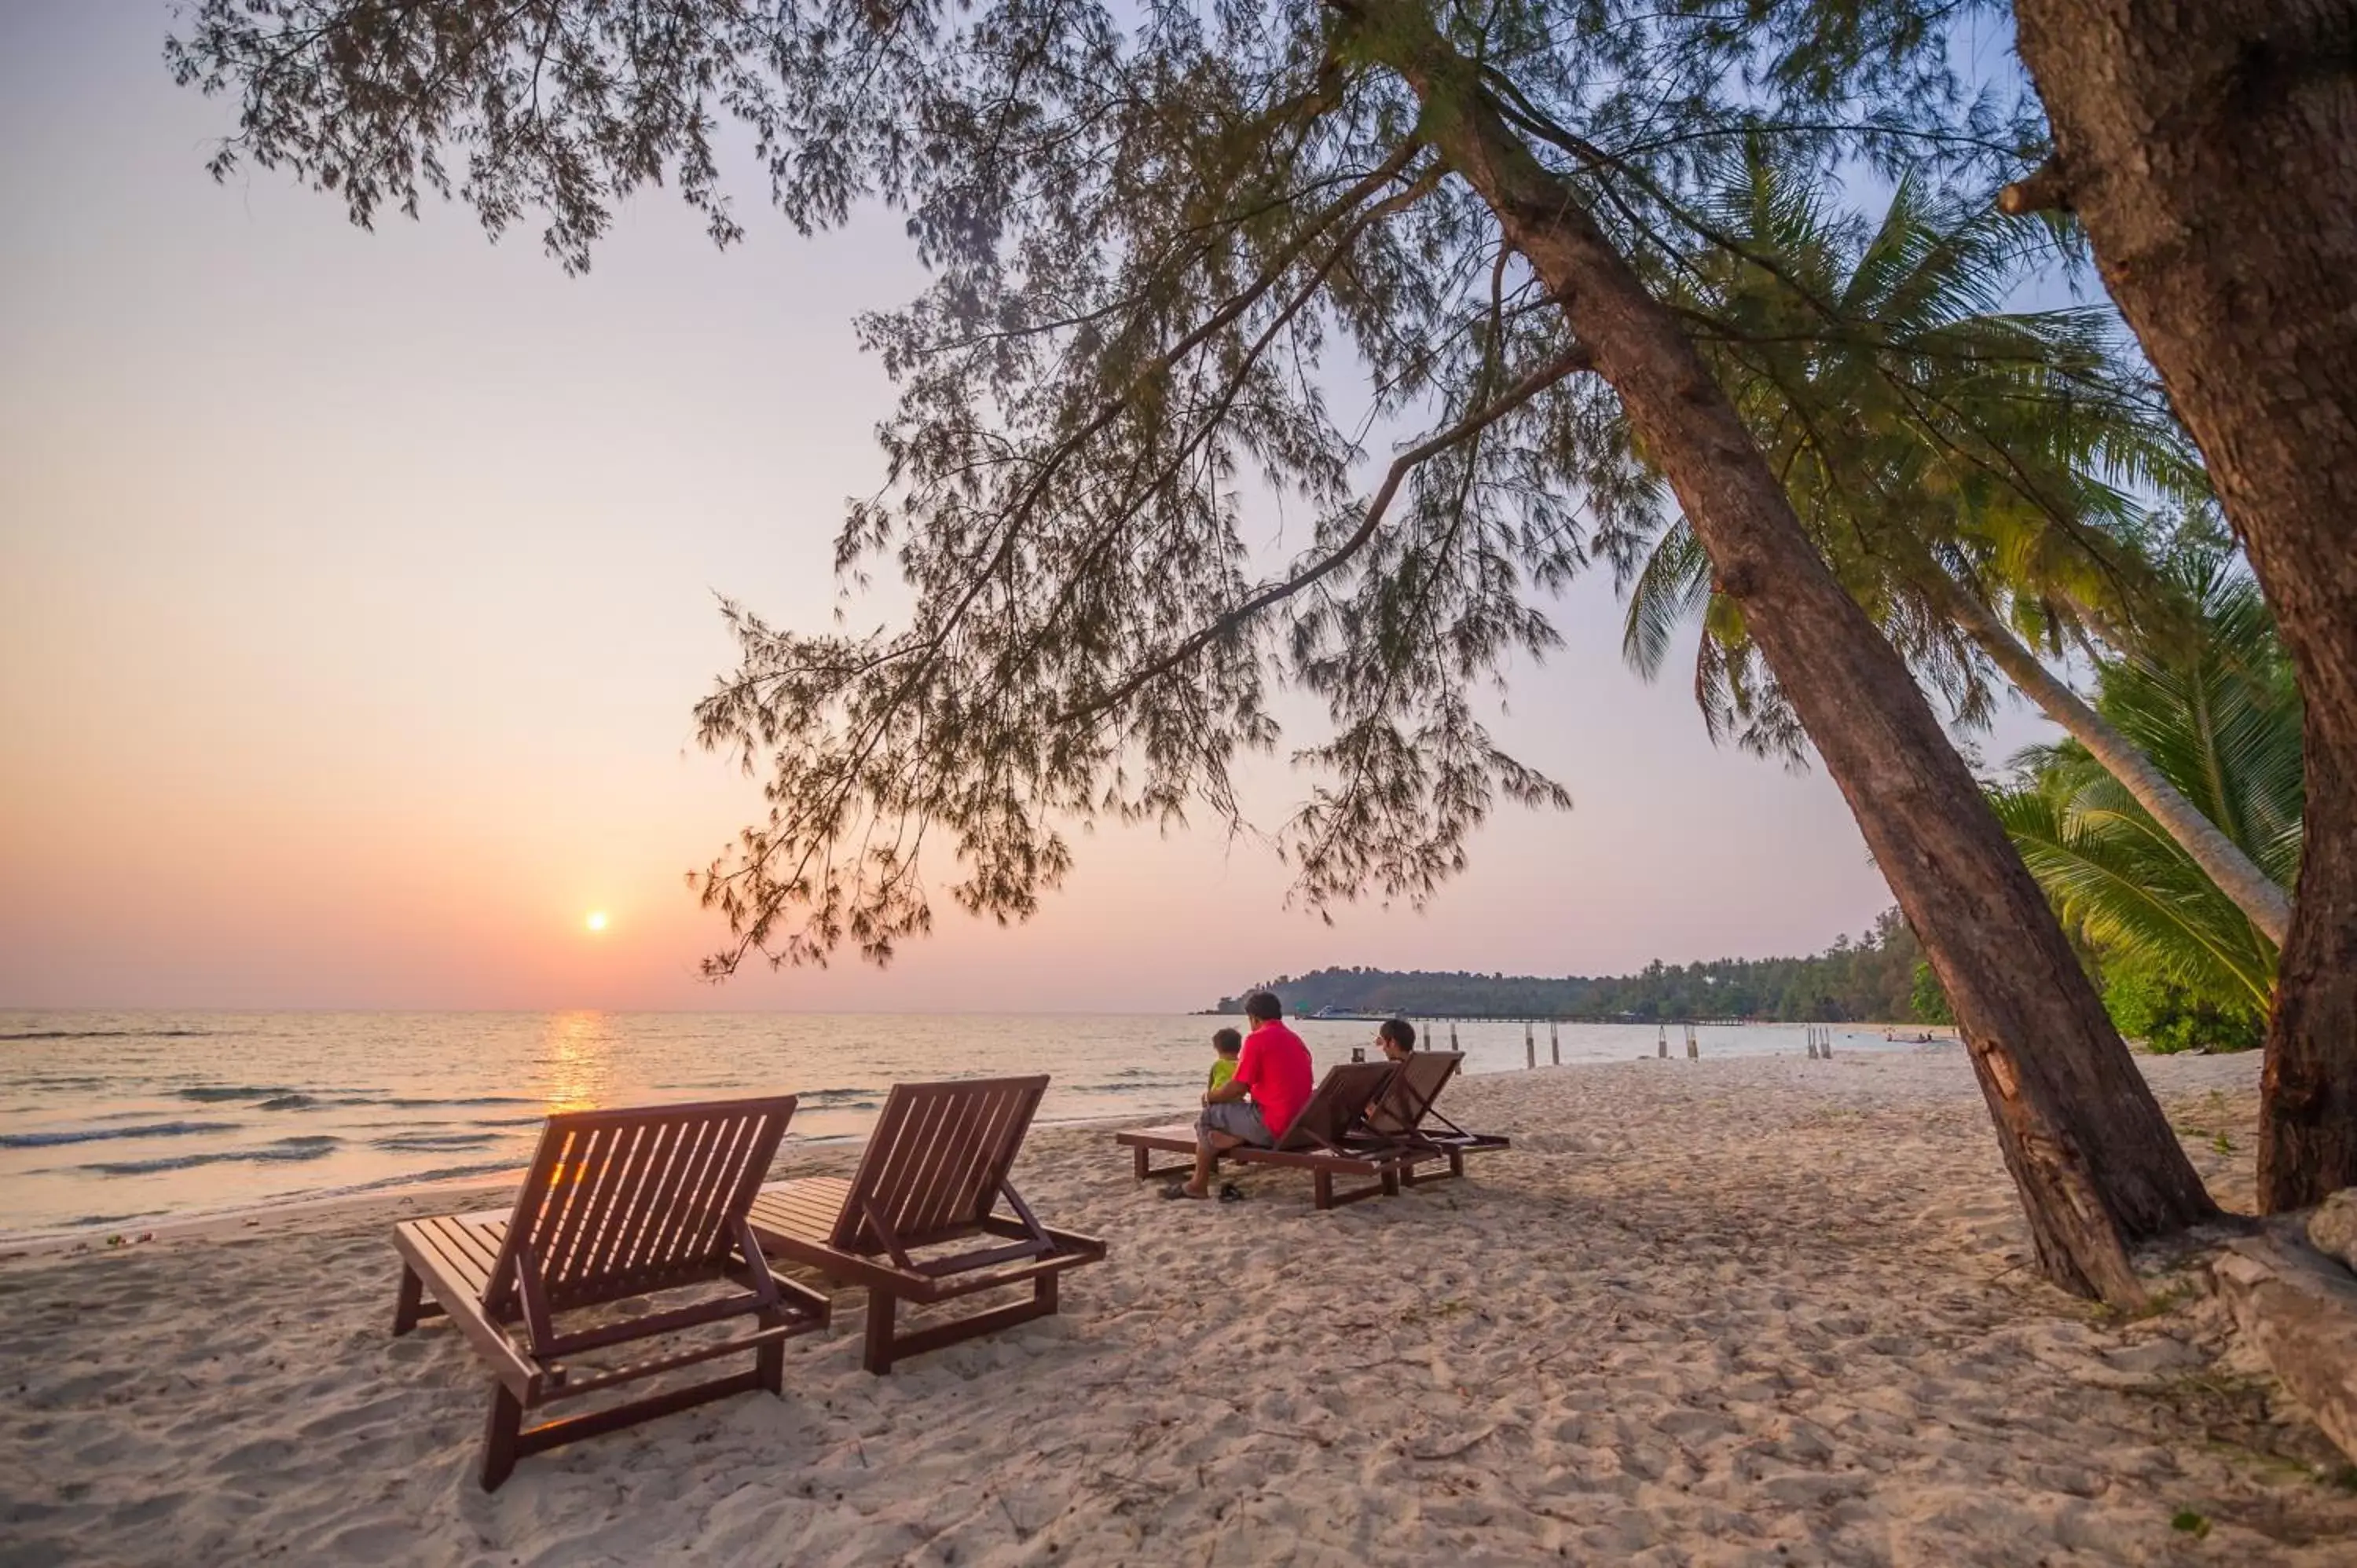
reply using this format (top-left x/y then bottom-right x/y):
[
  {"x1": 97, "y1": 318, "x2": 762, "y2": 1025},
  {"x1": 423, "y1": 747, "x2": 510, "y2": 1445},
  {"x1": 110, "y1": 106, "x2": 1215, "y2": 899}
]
[{"x1": 1309, "y1": 1003, "x2": 1386, "y2": 1021}]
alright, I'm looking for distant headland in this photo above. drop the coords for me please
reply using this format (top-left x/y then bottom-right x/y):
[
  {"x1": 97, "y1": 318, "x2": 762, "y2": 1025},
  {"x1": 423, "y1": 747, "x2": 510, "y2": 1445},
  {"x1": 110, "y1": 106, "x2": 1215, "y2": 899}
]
[{"x1": 1207, "y1": 908, "x2": 1946, "y2": 1024}]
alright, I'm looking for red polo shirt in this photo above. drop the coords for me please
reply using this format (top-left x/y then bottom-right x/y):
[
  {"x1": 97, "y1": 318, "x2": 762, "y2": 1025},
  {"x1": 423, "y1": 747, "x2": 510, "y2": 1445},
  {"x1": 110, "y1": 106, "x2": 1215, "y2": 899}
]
[{"x1": 1233, "y1": 1020, "x2": 1314, "y2": 1140}]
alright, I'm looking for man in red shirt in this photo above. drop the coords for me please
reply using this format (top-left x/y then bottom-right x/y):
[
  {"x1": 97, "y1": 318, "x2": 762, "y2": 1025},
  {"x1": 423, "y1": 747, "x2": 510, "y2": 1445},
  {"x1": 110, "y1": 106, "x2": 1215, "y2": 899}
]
[{"x1": 1168, "y1": 991, "x2": 1313, "y2": 1200}]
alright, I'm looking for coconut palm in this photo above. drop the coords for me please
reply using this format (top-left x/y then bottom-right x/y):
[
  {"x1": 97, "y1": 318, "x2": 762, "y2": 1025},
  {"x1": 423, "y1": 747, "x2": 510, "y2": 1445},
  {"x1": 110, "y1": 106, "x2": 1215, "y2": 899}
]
[
  {"x1": 1988, "y1": 540, "x2": 2300, "y2": 1016},
  {"x1": 1621, "y1": 144, "x2": 2293, "y2": 943}
]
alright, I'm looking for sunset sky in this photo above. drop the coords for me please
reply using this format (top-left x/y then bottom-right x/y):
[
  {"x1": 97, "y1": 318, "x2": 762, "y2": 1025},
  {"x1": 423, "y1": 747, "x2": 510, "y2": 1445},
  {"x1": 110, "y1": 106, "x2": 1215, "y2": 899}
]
[{"x1": 0, "y1": 5, "x2": 2049, "y2": 1013}]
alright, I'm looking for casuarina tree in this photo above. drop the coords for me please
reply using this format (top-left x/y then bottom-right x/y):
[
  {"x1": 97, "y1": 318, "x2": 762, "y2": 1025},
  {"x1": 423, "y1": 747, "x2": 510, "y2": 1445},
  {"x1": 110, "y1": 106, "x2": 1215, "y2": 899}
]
[{"x1": 167, "y1": 0, "x2": 2217, "y2": 1298}]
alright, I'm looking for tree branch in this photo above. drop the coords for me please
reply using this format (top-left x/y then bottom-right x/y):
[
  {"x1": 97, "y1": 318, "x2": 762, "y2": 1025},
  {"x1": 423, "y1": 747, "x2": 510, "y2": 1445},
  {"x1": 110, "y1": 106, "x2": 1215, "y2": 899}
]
[{"x1": 1057, "y1": 343, "x2": 1596, "y2": 726}]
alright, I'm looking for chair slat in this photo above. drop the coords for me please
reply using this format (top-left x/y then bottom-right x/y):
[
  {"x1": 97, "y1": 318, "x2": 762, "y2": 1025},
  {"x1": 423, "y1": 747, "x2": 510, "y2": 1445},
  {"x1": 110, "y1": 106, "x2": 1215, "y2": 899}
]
[
  {"x1": 855, "y1": 1085, "x2": 958, "y2": 1253},
  {"x1": 559, "y1": 1123, "x2": 645, "y2": 1291},
  {"x1": 1279, "y1": 1061, "x2": 1398, "y2": 1150},
  {"x1": 679, "y1": 1115, "x2": 751, "y2": 1262},
  {"x1": 638, "y1": 1113, "x2": 719, "y2": 1270},
  {"x1": 658, "y1": 1112, "x2": 739, "y2": 1270},
  {"x1": 841, "y1": 1088, "x2": 944, "y2": 1253},
  {"x1": 831, "y1": 1077, "x2": 1049, "y2": 1255},
  {"x1": 537, "y1": 1123, "x2": 608, "y2": 1276},
  {"x1": 475, "y1": 1098, "x2": 797, "y2": 1316},
  {"x1": 585, "y1": 1117, "x2": 673, "y2": 1284},
  {"x1": 903, "y1": 1083, "x2": 989, "y2": 1240}
]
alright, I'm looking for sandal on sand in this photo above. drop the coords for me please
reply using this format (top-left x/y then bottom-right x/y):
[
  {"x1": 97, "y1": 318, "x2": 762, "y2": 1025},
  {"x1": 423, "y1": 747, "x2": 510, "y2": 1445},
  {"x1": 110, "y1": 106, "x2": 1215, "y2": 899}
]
[
  {"x1": 1217, "y1": 1182, "x2": 1246, "y2": 1203},
  {"x1": 1160, "y1": 1182, "x2": 1209, "y2": 1200}
]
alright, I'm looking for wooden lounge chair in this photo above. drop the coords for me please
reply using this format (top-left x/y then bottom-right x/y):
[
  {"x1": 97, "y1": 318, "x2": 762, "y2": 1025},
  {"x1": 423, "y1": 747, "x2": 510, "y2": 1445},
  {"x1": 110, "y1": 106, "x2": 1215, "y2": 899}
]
[
  {"x1": 1352, "y1": 1049, "x2": 1511, "y2": 1184},
  {"x1": 391, "y1": 1096, "x2": 828, "y2": 1490},
  {"x1": 1114, "y1": 1060, "x2": 1421, "y2": 1210},
  {"x1": 746, "y1": 1075, "x2": 1106, "y2": 1376}
]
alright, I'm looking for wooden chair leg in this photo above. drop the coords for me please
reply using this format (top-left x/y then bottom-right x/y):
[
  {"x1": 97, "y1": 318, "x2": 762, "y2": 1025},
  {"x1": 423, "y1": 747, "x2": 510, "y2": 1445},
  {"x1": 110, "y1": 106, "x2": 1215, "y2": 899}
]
[
  {"x1": 1380, "y1": 1164, "x2": 1401, "y2": 1197},
  {"x1": 393, "y1": 1265, "x2": 424, "y2": 1336},
  {"x1": 480, "y1": 1385, "x2": 523, "y2": 1493},
  {"x1": 1450, "y1": 1149, "x2": 1465, "y2": 1179},
  {"x1": 863, "y1": 1289, "x2": 900, "y2": 1376},
  {"x1": 757, "y1": 1333, "x2": 785, "y2": 1395},
  {"x1": 1132, "y1": 1145, "x2": 1149, "y2": 1180},
  {"x1": 1313, "y1": 1171, "x2": 1333, "y2": 1210}
]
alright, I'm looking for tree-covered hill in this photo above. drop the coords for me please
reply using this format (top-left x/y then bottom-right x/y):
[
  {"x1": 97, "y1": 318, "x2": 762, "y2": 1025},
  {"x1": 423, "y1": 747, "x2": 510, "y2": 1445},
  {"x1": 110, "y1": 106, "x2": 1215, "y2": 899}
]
[{"x1": 1214, "y1": 909, "x2": 1935, "y2": 1023}]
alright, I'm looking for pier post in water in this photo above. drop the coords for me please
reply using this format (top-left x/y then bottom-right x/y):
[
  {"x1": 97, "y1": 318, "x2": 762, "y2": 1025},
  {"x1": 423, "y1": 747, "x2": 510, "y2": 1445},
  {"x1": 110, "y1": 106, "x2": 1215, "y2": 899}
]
[
  {"x1": 1685, "y1": 1024, "x2": 1699, "y2": 1060},
  {"x1": 1657, "y1": 1024, "x2": 1667, "y2": 1059},
  {"x1": 1550, "y1": 1019, "x2": 1560, "y2": 1066},
  {"x1": 1525, "y1": 1020, "x2": 1536, "y2": 1069},
  {"x1": 1450, "y1": 1021, "x2": 1459, "y2": 1050},
  {"x1": 1820, "y1": 1028, "x2": 1832, "y2": 1060}
]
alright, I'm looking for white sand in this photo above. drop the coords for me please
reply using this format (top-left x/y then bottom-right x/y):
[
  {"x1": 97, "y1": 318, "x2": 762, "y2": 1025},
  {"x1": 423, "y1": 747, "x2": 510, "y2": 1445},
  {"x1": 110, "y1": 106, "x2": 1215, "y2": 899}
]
[{"x1": 5, "y1": 1046, "x2": 2354, "y2": 1566}]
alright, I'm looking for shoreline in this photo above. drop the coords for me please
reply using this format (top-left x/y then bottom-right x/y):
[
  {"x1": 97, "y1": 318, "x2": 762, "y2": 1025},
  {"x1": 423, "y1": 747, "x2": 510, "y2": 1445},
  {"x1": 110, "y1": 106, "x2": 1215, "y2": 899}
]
[
  {"x1": 0, "y1": 1035, "x2": 1961, "y2": 1251},
  {"x1": 7, "y1": 1046, "x2": 2351, "y2": 1563}
]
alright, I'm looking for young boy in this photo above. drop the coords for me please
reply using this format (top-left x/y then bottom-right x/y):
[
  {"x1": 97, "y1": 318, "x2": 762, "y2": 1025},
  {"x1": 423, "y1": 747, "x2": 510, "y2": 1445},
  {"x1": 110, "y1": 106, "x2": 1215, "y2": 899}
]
[{"x1": 1207, "y1": 1028, "x2": 1243, "y2": 1094}]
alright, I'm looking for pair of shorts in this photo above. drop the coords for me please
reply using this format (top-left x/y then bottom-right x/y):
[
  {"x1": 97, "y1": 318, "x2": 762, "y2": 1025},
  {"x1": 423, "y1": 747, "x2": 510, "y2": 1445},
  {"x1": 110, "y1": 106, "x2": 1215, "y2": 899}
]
[{"x1": 1197, "y1": 1099, "x2": 1274, "y2": 1149}]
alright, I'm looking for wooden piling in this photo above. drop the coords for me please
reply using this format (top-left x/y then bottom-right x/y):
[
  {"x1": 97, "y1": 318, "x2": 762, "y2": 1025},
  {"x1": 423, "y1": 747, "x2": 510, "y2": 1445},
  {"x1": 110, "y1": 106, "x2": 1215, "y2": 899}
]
[
  {"x1": 1685, "y1": 1023, "x2": 1698, "y2": 1060},
  {"x1": 1550, "y1": 1019, "x2": 1560, "y2": 1066},
  {"x1": 1525, "y1": 1020, "x2": 1536, "y2": 1069}
]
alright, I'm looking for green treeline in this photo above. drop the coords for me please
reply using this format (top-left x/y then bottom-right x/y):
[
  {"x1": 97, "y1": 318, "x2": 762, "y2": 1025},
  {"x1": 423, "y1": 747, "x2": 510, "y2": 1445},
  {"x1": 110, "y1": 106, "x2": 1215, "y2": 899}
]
[{"x1": 1215, "y1": 909, "x2": 1934, "y2": 1022}]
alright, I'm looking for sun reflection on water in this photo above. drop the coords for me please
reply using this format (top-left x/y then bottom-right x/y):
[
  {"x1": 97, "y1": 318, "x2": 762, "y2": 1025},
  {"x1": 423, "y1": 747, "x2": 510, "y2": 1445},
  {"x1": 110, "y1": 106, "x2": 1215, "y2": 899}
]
[{"x1": 537, "y1": 1010, "x2": 614, "y2": 1115}]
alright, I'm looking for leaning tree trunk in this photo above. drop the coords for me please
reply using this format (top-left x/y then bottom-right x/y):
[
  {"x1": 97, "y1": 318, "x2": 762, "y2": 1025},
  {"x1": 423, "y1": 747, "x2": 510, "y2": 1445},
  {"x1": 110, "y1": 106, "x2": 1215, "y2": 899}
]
[
  {"x1": 2011, "y1": 0, "x2": 2357, "y2": 1211},
  {"x1": 1339, "y1": 0, "x2": 2219, "y2": 1304},
  {"x1": 1930, "y1": 574, "x2": 2293, "y2": 943}
]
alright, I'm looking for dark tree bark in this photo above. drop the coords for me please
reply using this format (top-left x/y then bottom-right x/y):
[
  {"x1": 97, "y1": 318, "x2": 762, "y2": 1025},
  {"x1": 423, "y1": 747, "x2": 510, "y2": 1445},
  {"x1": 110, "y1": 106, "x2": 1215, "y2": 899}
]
[
  {"x1": 1339, "y1": 0, "x2": 2218, "y2": 1301},
  {"x1": 2010, "y1": 0, "x2": 2357, "y2": 1211}
]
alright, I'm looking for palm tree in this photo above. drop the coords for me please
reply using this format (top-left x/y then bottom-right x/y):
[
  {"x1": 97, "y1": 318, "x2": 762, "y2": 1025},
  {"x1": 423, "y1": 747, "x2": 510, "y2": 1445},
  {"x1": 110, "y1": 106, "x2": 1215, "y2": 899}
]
[
  {"x1": 1988, "y1": 541, "x2": 2300, "y2": 1017},
  {"x1": 1622, "y1": 145, "x2": 2293, "y2": 943}
]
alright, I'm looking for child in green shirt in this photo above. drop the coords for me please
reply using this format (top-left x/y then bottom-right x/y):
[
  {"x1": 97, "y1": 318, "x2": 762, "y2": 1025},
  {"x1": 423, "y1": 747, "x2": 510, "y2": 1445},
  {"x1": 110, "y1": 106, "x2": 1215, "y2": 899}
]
[{"x1": 1207, "y1": 1028, "x2": 1243, "y2": 1094}]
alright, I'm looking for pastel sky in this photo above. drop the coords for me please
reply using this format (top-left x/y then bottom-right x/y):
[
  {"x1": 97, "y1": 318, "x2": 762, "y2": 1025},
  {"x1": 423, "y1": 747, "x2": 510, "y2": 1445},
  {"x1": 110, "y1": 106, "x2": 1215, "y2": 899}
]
[{"x1": 0, "y1": 5, "x2": 2051, "y2": 1013}]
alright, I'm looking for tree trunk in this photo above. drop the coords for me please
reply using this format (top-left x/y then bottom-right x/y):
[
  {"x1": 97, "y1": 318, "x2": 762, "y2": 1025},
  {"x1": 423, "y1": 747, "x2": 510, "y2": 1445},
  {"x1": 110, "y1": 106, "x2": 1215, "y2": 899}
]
[
  {"x1": 1338, "y1": 0, "x2": 2217, "y2": 1302},
  {"x1": 1933, "y1": 574, "x2": 2293, "y2": 943},
  {"x1": 2011, "y1": 0, "x2": 2357, "y2": 1211}
]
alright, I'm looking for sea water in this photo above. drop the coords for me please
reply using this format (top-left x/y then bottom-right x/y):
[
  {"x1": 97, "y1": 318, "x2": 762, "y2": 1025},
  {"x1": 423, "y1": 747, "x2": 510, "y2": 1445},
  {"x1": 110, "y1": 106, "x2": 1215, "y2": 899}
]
[{"x1": 0, "y1": 1011, "x2": 1915, "y2": 1236}]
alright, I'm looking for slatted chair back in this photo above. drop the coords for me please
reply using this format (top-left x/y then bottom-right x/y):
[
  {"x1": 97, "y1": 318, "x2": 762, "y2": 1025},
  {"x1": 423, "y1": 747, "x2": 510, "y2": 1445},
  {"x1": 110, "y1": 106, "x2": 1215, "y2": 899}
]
[
  {"x1": 1362, "y1": 1050, "x2": 1464, "y2": 1137},
  {"x1": 830, "y1": 1076, "x2": 1049, "y2": 1256},
  {"x1": 484, "y1": 1095, "x2": 797, "y2": 1318},
  {"x1": 1275, "y1": 1061, "x2": 1400, "y2": 1152}
]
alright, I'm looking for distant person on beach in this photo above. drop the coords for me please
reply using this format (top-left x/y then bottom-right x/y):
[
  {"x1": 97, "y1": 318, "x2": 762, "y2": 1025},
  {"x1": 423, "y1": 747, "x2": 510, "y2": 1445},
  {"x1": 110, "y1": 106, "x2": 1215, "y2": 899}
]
[
  {"x1": 1207, "y1": 1028, "x2": 1243, "y2": 1094},
  {"x1": 1376, "y1": 1017, "x2": 1416, "y2": 1061},
  {"x1": 1167, "y1": 991, "x2": 1311, "y2": 1200}
]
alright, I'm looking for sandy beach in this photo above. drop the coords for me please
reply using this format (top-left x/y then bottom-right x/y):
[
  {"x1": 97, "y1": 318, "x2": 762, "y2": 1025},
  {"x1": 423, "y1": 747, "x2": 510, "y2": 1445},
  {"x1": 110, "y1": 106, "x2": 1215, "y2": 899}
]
[{"x1": 5, "y1": 1046, "x2": 2355, "y2": 1566}]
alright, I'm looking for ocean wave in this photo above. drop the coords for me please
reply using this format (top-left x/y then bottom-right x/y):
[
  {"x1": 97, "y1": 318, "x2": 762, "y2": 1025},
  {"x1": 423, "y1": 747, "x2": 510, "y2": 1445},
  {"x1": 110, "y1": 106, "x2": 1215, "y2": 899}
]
[
  {"x1": 368, "y1": 1131, "x2": 501, "y2": 1152},
  {"x1": 67, "y1": 1210, "x2": 168, "y2": 1229},
  {"x1": 1074, "y1": 1075, "x2": 1200, "y2": 1094},
  {"x1": 0, "y1": 1028, "x2": 212, "y2": 1041},
  {"x1": 0, "y1": 1120, "x2": 241, "y2": 1149},
  {"x1": 173, "y1": 1085, "x2": 299, "y2": 1104},
  {"x1": 797, "y1": 1087, "x2": 885, "y2": 1107},
  {"x1": 80, "y1": 1134, "x2": 341, "y2": 1177},
  {"x1": 379, "y1": 1095, "x2": 538, "y2": 1109}
]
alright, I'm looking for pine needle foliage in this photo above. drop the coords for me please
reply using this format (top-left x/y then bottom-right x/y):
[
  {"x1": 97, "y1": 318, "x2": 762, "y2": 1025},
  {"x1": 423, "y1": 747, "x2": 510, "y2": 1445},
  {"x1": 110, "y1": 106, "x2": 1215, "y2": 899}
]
[{"x1": 167, "y1": 0, "x2": 2037, "y2": 972}]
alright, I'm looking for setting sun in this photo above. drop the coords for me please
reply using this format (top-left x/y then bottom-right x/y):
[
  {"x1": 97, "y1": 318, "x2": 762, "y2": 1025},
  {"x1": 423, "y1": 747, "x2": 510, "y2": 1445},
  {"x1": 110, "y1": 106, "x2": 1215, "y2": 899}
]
[{"x1": 585, "y1": 911, "x2": 608, "y2": 933}]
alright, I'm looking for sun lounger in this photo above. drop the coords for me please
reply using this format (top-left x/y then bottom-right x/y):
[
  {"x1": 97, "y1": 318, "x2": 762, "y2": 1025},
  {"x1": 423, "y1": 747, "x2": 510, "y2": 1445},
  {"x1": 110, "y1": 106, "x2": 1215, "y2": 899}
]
[
  {"x1": 746, "y1": 1075, "x2": 1106, "y2": 1375},
  {"x1": 1114, "y1": 1060, "x2": 1422, "y2": 1209},
  {"x1": 391, "y1": 1095, "x2": 828, "y2": 1490},
  {"x1": 1351, "y1": 1049, "x2": 1511, "y2": 1184}
]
